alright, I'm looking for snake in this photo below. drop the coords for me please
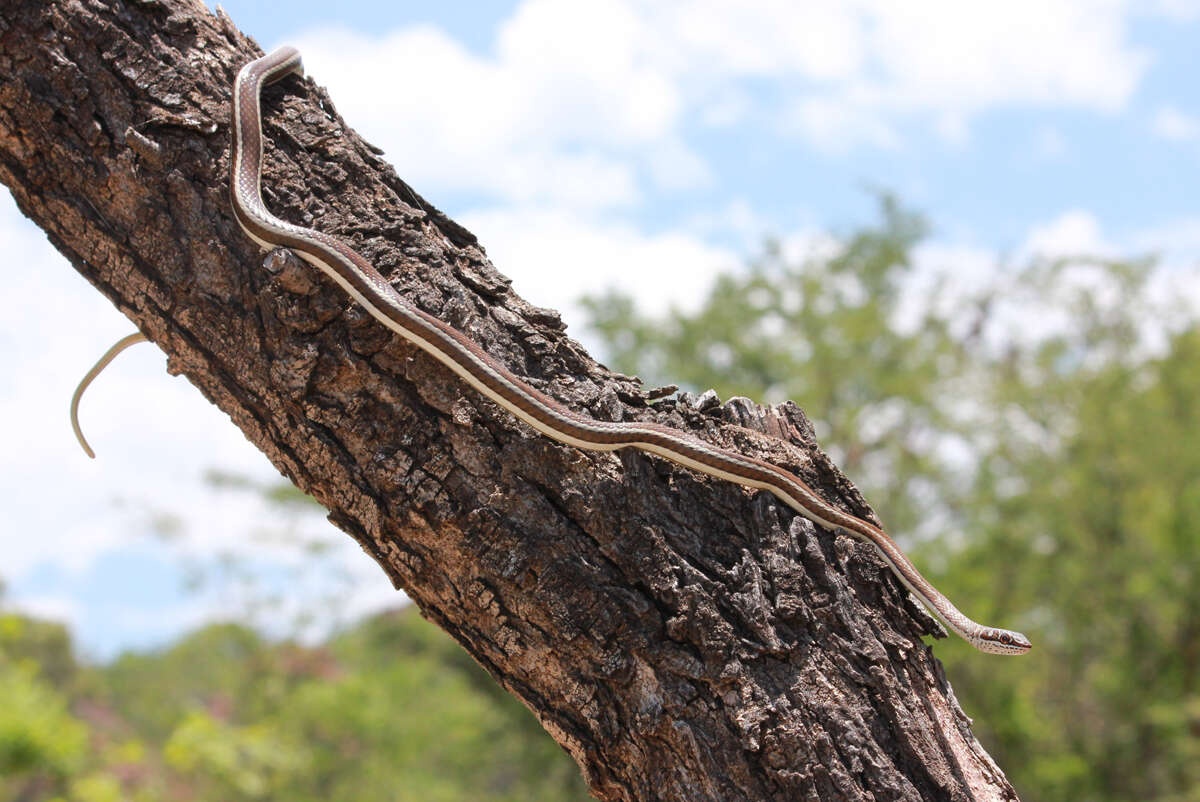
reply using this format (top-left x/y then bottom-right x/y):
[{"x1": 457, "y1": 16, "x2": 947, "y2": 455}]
[{"x1": 75, "y1": 45, "x2": 1032, "y2": 656}]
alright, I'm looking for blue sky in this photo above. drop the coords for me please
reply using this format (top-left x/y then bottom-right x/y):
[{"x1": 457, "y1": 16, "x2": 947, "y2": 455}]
[{"x1": 3, "y1": 0, "x2": 1200, "y2": 659}]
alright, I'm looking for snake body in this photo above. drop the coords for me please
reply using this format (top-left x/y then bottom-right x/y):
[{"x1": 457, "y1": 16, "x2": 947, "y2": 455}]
[{"x1": 232, "y1": 46, "x2": 1030, "y2": 656}]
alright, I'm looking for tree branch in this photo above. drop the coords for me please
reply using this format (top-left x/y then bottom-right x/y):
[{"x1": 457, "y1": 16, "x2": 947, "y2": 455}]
[{"x1": 0, "y1": 2, "x2": 1020, "y2": 799}]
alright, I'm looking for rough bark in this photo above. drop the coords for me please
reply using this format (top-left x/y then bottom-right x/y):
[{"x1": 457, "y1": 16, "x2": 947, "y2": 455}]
[{"x1": 0, "y1": 2, "x2": 1020, "y2": 800}]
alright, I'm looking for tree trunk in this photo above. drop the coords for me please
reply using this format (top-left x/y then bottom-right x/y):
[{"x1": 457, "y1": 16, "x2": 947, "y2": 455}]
[{"x1": 0, "y1": 2, "x2": 1020, "y2": 800}]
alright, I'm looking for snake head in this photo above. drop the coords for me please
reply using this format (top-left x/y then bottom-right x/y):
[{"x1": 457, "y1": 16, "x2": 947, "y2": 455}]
[{"x1": 973, "y1": 627, "x2": 1032, "y2": 655}]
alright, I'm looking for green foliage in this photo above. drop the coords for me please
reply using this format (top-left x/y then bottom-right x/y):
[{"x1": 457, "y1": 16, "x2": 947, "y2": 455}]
[
  {"x1": 165, "y1": 711, "x2": 302, "y2": 799},
  {"x1": 69, "y1": 772, "x2": 134, "y2": 802},
  {"x1": 952, "y1": 299, "x2": 1200, "y2": 800},
  {"x1": 0, "y1": 605, "x2": 588, "y2": 802},
  {"x1": 0, "y1": 611, "x2": 79, "y2": 688},
  {"x1": 101, "y1": 624, "x2": 270, "y2": 742},
  {"x1": 0, "y1": 616, "x2": 100, "y2": 801},
  {"x1": 0, "y1": 659, "x2": 87, "y2": 788},
  {"x1": 581, "y1": 199, "x2": 1200, "y2": 801},
  {"x1": 315, "y1": 610, "x2": 585, "y2": 801}
]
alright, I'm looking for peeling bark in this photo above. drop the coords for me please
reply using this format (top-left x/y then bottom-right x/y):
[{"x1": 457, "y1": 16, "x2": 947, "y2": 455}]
[{"x1": 0, "y1": 2, "x2": 1020, "y2": 799}]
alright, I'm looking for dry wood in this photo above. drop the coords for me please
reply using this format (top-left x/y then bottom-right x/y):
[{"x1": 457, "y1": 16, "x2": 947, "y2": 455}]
[{"x1": 0, "y1": 2, "x2": 1020, "y2": 799}]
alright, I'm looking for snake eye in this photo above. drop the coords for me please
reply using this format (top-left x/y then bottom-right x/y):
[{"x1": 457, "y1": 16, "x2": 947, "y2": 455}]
[{"x1": 999, "y1": 633, "x2": 1012, "y2": 645}]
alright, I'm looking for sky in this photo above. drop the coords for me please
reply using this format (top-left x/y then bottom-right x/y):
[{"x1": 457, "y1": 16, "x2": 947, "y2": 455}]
[{"x1": 3, "y1": 0, "x2": 1200, "y2": 660}]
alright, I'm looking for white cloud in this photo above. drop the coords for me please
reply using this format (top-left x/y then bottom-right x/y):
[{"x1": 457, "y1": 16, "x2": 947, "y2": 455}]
[
  {"x1": 783, "y1": 0, "x2": 1150, "y2": 149},
  {"x1": 789, "y1": 94, "x2": 900, "y2": 151},
  {"x1": 643, "y1": 0, "x2": 867, "y2": 80},
  {"x1": 496, "y1": 0, "x2": 681, "y2": 143},
  {"x1": 1152, "y1": 106, "x2": 1200, "y2": 142},
  {"x1": 858, "y1": 0, "x2": 1145, "y2": 112},
  {"x1": 458, "y1": 205, "x2": 739, "y2": 327},
  {"x1": 285, "y1": 0, "x2": 1161, "y2": 194},
  {"x1": 288, "y1": 7, "x2": 700, "y2": 212},
  {"x1": 1019, "y1": 209, "x2": 1118, "y2": 260},
  {"x1": 1018, "y1": 210, "x2": 1200, "y2": 272},
  {"x1": 655, "y1": 0, "x2": 1149, "y2": 148}
]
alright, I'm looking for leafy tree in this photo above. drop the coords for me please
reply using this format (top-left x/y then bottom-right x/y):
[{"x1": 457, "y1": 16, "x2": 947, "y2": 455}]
[
  {"x1": 0, "y1": 612, "x2": 92, "y2": 800},
  {"x1": 164, "y1": 710, "x2": 302, "y2": 799},
  {"x1": 0, "y1": 657, "x2": 88, "y2": 799},
  {"x1": 272, "y1": 610, "x2": 587, "y2": 801},
  {"x1": 1, "y1": 596, "x2": 590, "y2": 801},
  {"x1": 0, "y1": 609, "x2": 83, "y2": 696},
  {"x1": 949, "y1": 260, "x2": 1200, "y2": 800},
  {"x1": 101, "y1": 624, "x2": 272, "y2": 743}
]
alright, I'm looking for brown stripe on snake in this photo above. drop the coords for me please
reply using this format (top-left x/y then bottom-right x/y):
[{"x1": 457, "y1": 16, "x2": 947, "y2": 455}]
[{"x1": 231, "y1": 46, "x2": 1030, "y2": 656}]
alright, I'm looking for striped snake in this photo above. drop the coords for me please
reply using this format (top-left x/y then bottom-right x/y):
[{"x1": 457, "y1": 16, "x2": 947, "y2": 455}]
[{"x1": 71, "y1": 46, "x2": 1031, "y2": 656}]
